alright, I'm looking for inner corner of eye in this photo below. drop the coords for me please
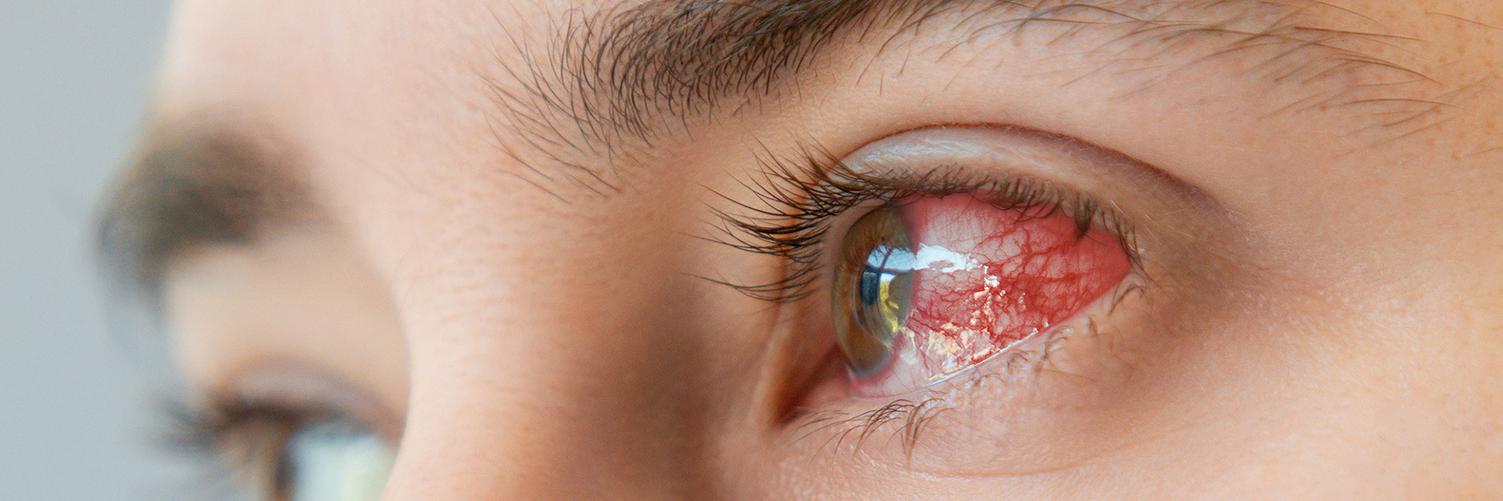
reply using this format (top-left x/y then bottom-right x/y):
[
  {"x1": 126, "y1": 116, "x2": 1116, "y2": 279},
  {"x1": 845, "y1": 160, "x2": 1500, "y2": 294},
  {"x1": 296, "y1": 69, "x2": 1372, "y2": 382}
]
[{"x1": 831, "y1": 193, "x2": 1130, "y2": 395}]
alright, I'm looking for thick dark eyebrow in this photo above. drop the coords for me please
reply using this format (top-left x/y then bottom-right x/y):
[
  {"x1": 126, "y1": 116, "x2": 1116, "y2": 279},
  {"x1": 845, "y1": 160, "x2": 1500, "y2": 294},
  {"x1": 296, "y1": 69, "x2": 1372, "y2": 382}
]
[
  {"x1": 489, "y1": 0, "x2": 1447, "y2": 192},
  {"x1": 96, "y1": 121, "x2": 315, "y2": 301}
]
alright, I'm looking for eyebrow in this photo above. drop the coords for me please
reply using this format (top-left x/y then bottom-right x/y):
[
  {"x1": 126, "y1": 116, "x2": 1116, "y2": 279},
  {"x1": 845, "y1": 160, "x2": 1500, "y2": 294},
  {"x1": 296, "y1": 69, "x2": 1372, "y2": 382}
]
[
  {"x1": 102, "y1": 0, "x2": 1445, "y2": 299},
  {"x1": 489, "y1": 0, "x2": 1443, "y2": 191},
  {"x1": 97, "y1": 122, "x2": 315, "y2": 301}
]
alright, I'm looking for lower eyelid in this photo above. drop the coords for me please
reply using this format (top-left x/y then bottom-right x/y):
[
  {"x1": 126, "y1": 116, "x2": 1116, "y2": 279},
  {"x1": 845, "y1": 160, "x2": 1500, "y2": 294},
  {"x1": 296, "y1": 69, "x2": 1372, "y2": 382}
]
[{"x1": 793, "y1": 275, "x2": 1153, "y2": 476}]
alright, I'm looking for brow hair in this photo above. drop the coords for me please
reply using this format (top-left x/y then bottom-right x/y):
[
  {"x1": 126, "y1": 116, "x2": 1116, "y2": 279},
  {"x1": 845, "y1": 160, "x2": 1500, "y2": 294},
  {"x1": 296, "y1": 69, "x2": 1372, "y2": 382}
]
[
  {"x1": 97, "y1": 121, "x2": 315, "y2": 301},
  {"x1": 485, "y1": 0, "x2": 1445, "y2": 195}
]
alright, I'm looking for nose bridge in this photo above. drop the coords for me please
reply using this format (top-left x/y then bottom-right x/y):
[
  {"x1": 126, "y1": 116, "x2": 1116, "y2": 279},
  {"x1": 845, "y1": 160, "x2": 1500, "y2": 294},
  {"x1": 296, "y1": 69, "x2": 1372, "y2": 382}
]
[{"x1": 379, "y1": 223, "x2": 713, "y2": 498}]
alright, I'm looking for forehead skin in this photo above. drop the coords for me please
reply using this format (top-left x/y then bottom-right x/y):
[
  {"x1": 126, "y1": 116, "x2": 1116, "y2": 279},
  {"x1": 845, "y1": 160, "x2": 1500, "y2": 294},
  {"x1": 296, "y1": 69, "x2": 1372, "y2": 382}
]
[
  {"x1": 154, "y1": 0, "x2": 1503, "y2": 286},
  {"x1": 152, "y1": 0, "x2": 1503, "y2": 498}
]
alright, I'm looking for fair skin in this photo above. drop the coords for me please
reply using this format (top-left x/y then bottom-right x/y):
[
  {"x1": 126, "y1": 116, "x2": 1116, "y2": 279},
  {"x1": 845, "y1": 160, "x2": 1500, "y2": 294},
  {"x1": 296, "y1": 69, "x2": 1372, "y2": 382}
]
[{"x1": 104, "y1": 0, "x2": 1502, "y2": 498}]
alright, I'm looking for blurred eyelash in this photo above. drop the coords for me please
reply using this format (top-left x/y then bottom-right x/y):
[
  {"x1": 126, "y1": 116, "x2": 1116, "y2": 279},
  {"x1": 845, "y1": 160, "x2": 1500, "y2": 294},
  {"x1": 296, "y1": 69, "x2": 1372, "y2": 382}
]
[
  {"x1": 157, "y1": 395, "x2": 318, "y2": 497},
  {"x1": 706, "y1": 142, "x2": 1143, "y2": 303}
]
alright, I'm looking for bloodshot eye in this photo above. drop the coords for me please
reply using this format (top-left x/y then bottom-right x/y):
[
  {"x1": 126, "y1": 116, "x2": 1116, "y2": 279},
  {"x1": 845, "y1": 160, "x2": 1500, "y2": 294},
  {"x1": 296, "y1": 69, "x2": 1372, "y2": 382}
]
[{"x1": 831, "y1": 195, "x2": 1131, "y2": 397}]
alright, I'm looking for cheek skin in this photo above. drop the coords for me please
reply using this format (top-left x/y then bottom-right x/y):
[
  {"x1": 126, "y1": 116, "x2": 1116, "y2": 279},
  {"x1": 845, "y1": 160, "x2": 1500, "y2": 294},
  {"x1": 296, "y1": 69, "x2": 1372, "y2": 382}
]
[{"x1": 900, "y1": 195, "x2": 1130, "y2": 378}]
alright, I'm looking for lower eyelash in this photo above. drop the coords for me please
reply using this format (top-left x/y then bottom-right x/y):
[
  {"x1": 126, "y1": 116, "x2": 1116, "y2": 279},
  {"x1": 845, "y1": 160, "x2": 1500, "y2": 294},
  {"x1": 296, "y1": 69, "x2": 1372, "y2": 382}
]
[
  {"x1": 789, "y1": 277, "x2": 1147, "y2": 463},
  {"x1": 790, "y1": 338, "x2": 1066, "y2": 461},
  {"x1": 794, "y1": 395, "x2": 952, "y2": 462}
]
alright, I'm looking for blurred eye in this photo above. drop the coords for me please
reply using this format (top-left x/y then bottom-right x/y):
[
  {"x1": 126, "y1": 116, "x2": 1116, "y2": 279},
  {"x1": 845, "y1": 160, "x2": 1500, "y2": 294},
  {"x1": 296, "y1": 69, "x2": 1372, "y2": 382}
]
[
  {"x1": 180, "y1": 404, "x2": 395, "y2": 501},
  {"x1": 832, "y1": 194, "x2": 1130, "y2": 396},
  {"x1": 279, "y1": 420, "x2": 395, "y2": 501}
]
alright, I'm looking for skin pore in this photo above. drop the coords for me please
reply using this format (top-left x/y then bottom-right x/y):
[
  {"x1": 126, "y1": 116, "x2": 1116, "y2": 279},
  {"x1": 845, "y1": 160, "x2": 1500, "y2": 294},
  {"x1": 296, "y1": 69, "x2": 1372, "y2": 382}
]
[{"x1": 101, "y1": 0, "x2": 1502, "y2": 498}]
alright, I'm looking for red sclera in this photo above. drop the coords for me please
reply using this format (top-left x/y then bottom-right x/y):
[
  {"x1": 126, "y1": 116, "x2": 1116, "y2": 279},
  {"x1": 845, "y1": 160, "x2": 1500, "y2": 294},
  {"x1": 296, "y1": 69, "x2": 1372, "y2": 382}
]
[{"x1": 897, "y1": 195, "x2": 1129, "y2": 380}]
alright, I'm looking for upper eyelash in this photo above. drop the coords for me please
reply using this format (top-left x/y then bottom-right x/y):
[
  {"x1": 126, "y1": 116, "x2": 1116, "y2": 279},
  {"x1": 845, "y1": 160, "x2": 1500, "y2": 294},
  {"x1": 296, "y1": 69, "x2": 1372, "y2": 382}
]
[
  {"x1": 158, "y1": 395, "x2": 319, "y2": 497},
  {"x1": 706, "y1": 142, "x2": 1145, "y2": 303},
  {"x1": 161, "y1": 395, "x2": 305, "y2": 458}
]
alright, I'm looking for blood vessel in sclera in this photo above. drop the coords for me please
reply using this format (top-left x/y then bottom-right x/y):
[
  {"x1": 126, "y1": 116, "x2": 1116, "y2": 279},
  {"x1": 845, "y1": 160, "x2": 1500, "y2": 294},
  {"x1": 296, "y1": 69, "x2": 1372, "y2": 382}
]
[{"x1": 898, "y1": 195, "x2": 1130, "y2": 379}]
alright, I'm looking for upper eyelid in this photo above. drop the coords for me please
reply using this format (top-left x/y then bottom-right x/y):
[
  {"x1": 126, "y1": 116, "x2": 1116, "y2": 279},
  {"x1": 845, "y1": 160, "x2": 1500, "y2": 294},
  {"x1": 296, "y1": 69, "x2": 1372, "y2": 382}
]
[
  {"x1": 207, "y1": 360, "x2": 404, "y2": 442},
  {"x1": 487, "y1": 0, "x2": 1436, "y2": 199},
  {"x1": 706, "y1": 132, "x2": 1148, "y2": 304},
  {"x1": 839, "y1": 125, "x2": 1221, "y2": 212}
]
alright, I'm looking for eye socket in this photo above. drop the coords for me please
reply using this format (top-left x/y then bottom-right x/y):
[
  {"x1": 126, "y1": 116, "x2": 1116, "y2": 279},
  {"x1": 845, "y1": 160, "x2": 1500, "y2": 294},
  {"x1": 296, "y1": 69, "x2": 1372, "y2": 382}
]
[{"x1": 831, "y1": 194, "x2": 1131, "y2": 397}]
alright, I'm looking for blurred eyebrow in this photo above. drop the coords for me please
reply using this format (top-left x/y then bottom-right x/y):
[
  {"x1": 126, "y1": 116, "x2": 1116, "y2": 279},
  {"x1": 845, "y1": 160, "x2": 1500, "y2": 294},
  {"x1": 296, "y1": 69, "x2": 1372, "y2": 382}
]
[
  {"x1": 489, "y1": 0, "x2": 1440, "y2": 189},
  {"x1": 97, "y1": 121, "x2": 315, "y2": 301}
]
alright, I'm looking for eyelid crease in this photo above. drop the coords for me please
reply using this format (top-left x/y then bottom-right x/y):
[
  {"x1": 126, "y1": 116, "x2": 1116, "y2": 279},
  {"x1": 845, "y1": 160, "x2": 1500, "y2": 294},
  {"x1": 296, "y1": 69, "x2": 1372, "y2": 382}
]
[
  {"x1": 218, "y1": 361, "x2": 403, "y2": 441},
  {"x1": 485, "y1": 0, "x2": 1442, "y2": 200}
]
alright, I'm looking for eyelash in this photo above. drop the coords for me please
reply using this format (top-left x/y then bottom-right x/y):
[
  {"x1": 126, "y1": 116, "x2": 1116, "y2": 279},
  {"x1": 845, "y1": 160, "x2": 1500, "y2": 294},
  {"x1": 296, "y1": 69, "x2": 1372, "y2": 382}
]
[
  {"x1": 792, "y1": 313, "x2": 1132, "y2": 461},
  {"x1": 161, "y1": 396, "x2": 319, "y2": 497},
  {"x1": 710, "y1": 142, "x2": 1149, "y2": 458},
  {"x1": 709, "y1": 143, "x2": 1145, "y2": 303}
]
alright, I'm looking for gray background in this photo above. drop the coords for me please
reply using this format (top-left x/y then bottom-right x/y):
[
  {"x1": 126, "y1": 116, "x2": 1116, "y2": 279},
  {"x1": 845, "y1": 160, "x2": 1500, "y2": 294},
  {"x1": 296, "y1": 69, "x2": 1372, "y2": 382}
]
[{"x1": 1, "y1": 1, "x2": 196, "y2": 499}]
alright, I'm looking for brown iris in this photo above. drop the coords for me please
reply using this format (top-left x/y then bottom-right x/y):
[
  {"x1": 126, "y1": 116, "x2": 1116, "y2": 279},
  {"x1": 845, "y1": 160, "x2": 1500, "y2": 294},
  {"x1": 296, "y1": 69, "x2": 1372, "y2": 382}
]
[{"x1": 832, "y1": 204, "x2": 917, "y2": 377}]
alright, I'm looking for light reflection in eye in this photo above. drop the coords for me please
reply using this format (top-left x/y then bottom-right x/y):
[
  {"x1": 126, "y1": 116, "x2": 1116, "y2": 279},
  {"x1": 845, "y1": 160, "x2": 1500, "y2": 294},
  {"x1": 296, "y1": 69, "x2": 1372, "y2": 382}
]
[
  {"x1": 835, "y1": 204, "x2": 915, "y2": 379},
  {"x1": 833, "y1": 195, "x2": 1130, "y2": 396},
  {"x1": 280, "y1": 420, "x2": 394, "y2": 501}
]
